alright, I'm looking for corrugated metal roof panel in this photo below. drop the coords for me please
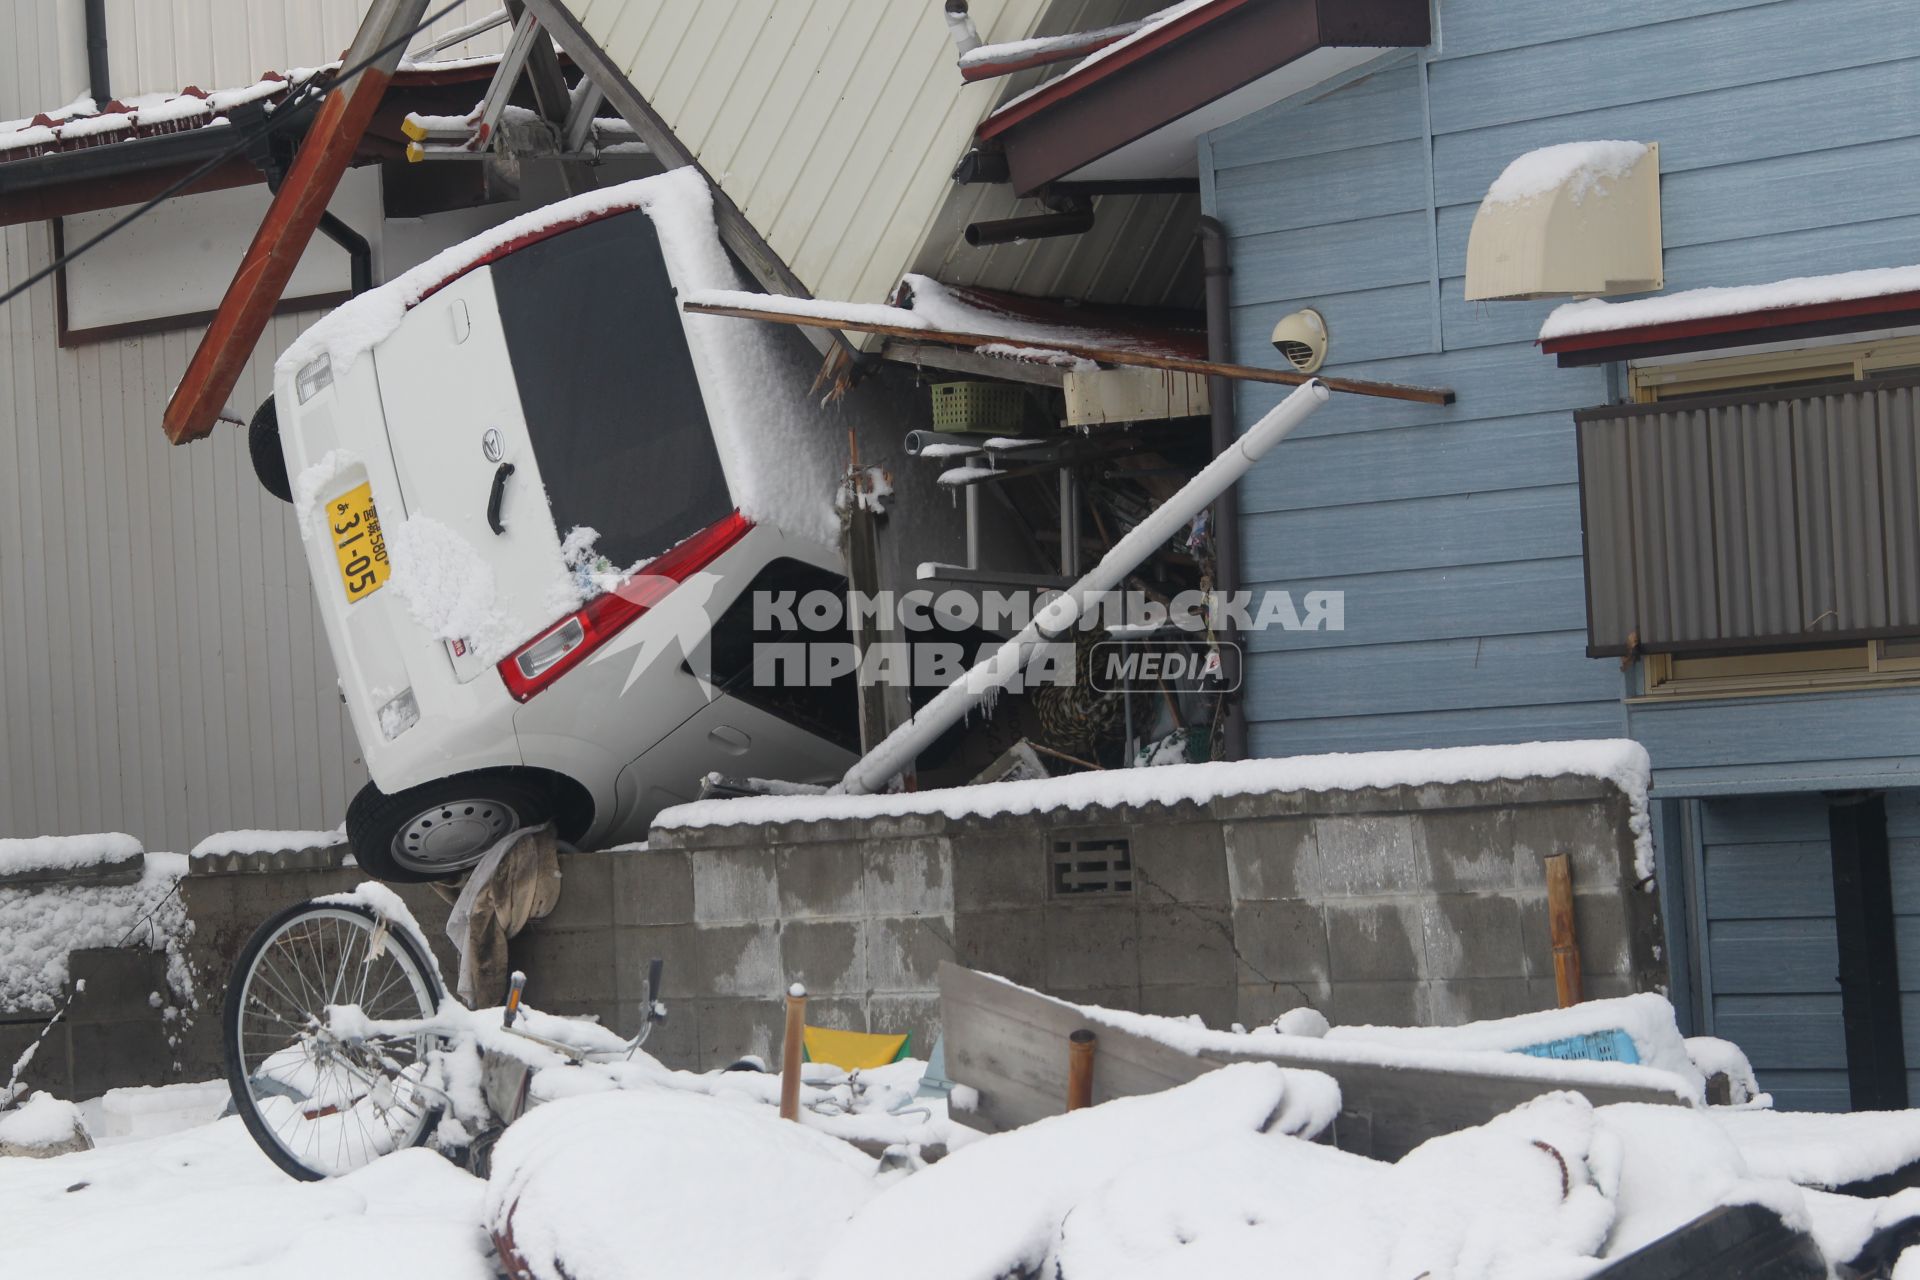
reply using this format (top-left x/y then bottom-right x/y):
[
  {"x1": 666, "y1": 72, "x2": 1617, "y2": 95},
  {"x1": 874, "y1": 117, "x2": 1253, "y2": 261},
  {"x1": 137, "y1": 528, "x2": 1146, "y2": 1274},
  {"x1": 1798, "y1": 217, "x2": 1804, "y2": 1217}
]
[
  {"x1": 549, "y1": 0, "x2": 1200, "y2": 333},
  {"x1": 1577, "y1": 376, "x2": 1920, "y2": 655}
]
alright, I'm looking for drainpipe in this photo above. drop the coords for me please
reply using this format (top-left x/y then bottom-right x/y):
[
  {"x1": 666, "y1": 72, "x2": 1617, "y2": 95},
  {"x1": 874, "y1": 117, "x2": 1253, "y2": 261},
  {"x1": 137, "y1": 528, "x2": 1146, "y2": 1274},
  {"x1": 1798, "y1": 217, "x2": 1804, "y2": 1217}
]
[
  {"x1": 1196, "y1": 215, "x2": 1248, "y2": 761},
  {"x1": 84, "y1": 0, "x2": 112, "y2": 106},
  {"x1": 316, "y1": 212, "x2": 373, "y2": 296}
]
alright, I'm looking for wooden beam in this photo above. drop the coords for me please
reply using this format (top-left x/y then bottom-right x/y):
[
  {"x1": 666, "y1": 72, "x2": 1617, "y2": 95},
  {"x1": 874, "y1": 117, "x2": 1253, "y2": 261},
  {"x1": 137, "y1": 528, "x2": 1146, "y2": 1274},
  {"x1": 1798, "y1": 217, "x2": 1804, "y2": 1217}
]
[
  {"x1": 686, "y1": 300, "x2": 1456, "y2": 405},
  {"x1": 163, "y1": 0, "x2": 433, "y2": 443}
]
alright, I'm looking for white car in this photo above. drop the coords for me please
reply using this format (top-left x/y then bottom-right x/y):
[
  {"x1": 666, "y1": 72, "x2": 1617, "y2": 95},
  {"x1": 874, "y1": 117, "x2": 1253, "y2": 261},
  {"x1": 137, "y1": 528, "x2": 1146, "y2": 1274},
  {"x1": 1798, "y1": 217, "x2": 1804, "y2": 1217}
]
[{"x1": 254, "y1": 186, "x2": 858, "y2": 881}]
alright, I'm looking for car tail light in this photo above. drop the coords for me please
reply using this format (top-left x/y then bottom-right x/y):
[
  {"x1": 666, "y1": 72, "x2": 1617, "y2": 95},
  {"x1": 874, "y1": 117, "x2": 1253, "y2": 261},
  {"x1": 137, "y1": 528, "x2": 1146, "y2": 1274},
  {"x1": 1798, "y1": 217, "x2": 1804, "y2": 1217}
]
[{"x1": 498, "y1": 511, "x2": 753, "y2": 702}]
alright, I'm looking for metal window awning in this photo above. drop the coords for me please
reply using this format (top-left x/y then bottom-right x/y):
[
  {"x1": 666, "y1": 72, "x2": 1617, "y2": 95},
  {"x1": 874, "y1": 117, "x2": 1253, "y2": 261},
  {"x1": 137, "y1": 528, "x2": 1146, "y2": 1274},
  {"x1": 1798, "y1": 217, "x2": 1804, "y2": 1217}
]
[{"x1": 680, "y1": 283, "x2": 1454, "y2": 406}]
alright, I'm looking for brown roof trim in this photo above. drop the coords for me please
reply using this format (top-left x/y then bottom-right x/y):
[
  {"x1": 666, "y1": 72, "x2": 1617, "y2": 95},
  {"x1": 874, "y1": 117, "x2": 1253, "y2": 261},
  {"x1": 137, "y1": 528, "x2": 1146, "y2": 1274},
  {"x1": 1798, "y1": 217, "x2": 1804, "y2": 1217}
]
[
  {"x1": 1541, "y1": 289, "x2": 1920, "y2": 367},
  {"x1": 978, "y1": 0, "x2": 1429, "y2": 195}
]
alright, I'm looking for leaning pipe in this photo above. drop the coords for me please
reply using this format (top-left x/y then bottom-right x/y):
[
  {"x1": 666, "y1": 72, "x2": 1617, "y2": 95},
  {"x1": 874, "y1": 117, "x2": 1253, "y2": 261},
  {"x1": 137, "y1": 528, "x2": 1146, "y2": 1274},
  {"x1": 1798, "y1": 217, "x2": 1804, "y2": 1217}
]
[{"x1": 835, "y1": 379, "x2": 1331, "y2": 796}]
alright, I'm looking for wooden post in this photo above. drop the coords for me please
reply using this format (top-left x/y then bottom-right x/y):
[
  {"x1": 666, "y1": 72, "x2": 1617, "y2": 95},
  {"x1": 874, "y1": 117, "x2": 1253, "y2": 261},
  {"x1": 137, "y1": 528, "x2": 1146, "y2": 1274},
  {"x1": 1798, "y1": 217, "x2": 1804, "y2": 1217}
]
[
  {"x1": 1067, "y1": 1029, "x2": 1097, "y2": 1111},
  {"x1": 1545, "y1": 854, "x2": 1583, "y2": 1008},
  {"x1": 779, "y1": 983, "x2": 807, "y2": 1122}
]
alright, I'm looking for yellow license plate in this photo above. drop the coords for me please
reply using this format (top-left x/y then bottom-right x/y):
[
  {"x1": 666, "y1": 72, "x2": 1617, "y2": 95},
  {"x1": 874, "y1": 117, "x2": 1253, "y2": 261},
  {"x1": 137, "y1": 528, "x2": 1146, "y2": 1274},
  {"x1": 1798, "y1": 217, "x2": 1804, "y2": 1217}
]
[{"x1": 328, "y1": 482, "x2": 391, "y2": 604}]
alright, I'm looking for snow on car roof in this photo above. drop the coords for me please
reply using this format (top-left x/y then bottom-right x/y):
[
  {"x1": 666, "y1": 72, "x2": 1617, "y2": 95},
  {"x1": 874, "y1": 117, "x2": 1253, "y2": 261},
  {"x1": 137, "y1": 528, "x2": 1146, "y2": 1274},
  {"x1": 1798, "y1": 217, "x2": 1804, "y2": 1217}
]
[{"x1": 277, "y1": 169, "x2": 842, "y2": 548}]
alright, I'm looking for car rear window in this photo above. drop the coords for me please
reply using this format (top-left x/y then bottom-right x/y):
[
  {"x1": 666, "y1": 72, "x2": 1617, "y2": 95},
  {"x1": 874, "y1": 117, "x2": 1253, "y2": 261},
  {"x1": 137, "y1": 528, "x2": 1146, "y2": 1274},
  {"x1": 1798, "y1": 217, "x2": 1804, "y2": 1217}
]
[{"x1": 490, "y1": 209, "x2": 733, "y2": 570}]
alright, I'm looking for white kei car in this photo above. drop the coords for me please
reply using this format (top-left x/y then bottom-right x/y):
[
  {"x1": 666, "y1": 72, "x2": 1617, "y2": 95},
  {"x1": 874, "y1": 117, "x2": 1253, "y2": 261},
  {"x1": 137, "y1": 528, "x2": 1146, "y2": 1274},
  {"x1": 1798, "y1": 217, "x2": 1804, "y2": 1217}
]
[{"x1": 253, "y1": 193, "x2": 858, "y2": 882}]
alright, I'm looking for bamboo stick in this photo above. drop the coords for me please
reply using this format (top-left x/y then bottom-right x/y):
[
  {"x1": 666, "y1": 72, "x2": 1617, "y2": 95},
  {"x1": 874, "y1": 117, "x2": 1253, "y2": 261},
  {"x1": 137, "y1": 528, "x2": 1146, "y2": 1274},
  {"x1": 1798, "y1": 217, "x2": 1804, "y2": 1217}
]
[
  {"x1": 680, "y1": 300, "x2": 1456, "y2": 405},
  {"x1": 1545, "y1": 854, "x2": 1583, "y2": 1008},
  {"x1": 1067, "y1": 1029, "x2": 1097, "y2": 1111},
  {"x1": 779, "y1": 983, "x2": 807, "y2": 1121}
]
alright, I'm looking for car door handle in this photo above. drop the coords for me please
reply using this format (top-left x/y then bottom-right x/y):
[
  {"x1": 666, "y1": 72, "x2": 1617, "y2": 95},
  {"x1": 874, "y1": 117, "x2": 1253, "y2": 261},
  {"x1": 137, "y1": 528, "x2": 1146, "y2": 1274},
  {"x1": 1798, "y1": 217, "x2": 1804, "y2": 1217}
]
[{"x1": 487, "y1": 463, "x2": 515, "y2": 535}]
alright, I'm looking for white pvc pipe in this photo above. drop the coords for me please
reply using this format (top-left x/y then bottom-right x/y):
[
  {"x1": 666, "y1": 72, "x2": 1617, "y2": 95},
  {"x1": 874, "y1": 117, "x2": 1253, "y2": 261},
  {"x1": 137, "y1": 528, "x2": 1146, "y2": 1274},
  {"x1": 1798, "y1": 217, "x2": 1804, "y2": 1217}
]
[{"x1": 836, "y1": 378, "x2": 1331, "y2": 795}]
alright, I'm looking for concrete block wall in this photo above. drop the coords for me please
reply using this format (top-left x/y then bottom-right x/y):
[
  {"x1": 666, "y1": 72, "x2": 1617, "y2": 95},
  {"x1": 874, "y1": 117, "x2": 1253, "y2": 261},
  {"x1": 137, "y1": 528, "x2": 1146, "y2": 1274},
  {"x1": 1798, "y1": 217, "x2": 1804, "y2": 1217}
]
[{"x1": 5, "y1": 770, "x2": 1664, "y2": 1096}]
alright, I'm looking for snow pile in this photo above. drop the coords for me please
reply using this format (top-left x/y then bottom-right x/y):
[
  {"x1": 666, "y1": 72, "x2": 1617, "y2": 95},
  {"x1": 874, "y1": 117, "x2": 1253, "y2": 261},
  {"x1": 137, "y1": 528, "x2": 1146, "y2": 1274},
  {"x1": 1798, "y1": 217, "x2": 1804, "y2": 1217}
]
[
  {"x1": 1483, "y1": 140, "x2": 1650, "y2": 207},
  {"x1": 1684, "y1": 1035, "x2": 1763, "y2": 1103},
  {"x1": 290, "y1": 446, "x2": 362, "y2": 536},
  {"x1": 1541, "y1": 261, "x2": 1920, "y2": 340},
  {"x1": 76, "y1": 1082, "x2": 231, "y2": 1146},
  {"x1": 1058, "y1": 985, "x2": 1701, "y2": 1103},
  {"x1": 188, "y1": 827, "x2": 344, "y2": 859},
  {"x1": 1592, "y1": 1101, "x2": 1808, "y2": 1258},
  {"x1": 0, "y1": 1091, "x2": 89, "y2": 1152},
  {"x1": 1713, "y1": 1107, "x2": 1920, "y2": 1191},
  {"x1": 816, "y1": 1063, "x2": 1312, "y2": 1280},
  {"x1": 657, "y1": 738, "x2": 1656, "y2": 881},
  {"x1": 0, "y1": 853, "x2": 190, "y2": 1013},
  {"x1": 1324, "y1": 992, "x2": 1700, "y2": 1086},
  {"x1": 0, "y1": 833, "x2": 142, "y2": 878},
  {"x1": 485, "y1": 1087, "x2": 879, "y2": 1280},
  {"x1": 278, "y1": 169, "x2": 842, "y2": 547},
  {"x1": 385, "y1": 514, "x2": 520, "y2": 665}
]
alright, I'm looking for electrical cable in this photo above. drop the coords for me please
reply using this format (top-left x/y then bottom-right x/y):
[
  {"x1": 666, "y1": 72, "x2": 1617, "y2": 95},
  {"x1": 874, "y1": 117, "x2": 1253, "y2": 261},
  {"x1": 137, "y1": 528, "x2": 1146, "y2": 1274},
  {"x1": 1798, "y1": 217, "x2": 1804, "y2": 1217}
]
[{"x1": 0, "y1": 0, "x2": 469, "y2": 310}]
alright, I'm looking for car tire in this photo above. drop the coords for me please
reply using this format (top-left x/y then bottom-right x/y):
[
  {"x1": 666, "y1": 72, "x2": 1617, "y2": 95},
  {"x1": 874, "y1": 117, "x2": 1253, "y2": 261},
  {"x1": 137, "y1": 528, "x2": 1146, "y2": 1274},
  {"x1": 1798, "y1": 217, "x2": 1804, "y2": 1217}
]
[
  {"x1": 249, "y1": 395, "x2": 292, "y2": 503},
  {"x1": 346, "y1": 772, "x2": 556, "y2": 883}
]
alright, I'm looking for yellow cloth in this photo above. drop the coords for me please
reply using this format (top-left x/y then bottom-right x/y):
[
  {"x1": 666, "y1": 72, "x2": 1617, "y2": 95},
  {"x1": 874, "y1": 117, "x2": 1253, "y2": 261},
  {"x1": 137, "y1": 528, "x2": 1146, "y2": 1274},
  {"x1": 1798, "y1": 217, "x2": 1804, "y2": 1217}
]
[{"x1": 802, "y1": 1025, "x2": 910, "y2": 1070}]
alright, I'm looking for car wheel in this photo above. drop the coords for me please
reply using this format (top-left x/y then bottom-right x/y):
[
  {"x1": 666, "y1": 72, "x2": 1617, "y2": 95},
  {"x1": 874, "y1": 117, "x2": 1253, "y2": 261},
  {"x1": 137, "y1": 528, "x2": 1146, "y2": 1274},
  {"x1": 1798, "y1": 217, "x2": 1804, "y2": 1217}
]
[
  {"x1": 249, "y1": 395, "x2": 292, "y2": 503},
  {"x1": 346, "y1": 772, "x2": 556, "y2": 883}
]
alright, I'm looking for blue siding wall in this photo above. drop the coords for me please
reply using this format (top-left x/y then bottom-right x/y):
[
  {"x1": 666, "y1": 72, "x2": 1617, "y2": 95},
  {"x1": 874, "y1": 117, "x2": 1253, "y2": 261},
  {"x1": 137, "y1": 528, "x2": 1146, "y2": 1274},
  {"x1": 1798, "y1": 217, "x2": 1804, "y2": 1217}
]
[{"x1": 1203, "y1": 0, "x2": 1920, "y2": 776}]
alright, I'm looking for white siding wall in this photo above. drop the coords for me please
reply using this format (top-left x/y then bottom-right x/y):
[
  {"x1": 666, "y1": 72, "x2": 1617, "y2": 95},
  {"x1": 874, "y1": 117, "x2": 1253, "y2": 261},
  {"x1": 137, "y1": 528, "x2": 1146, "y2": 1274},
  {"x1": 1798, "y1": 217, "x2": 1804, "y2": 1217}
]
[
  {"x1": 1, "y1": 223, "x2": 366, "y2": 851},
  {"x1": 2, "y1": 0, "x2": 510, "y2": 117},
  {"x1": 0, "y1": 0, "x2": 518, "y2": 850}
]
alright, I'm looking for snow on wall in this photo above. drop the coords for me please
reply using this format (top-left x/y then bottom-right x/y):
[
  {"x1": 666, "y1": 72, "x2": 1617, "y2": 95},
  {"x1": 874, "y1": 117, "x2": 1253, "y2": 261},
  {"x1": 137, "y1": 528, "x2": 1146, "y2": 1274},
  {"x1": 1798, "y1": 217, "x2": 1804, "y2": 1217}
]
[
  {"x1": 0, "y1": 854, "x2": 191, "y2": 1015},
  {"x1": 276, "y1": 170, "x2": 841, "y2": 548},
  {"x1": 655, "y1": 738, "x2": 1656, "y2": 881},
  {"x1": 0, "y1": 833, "x2": 142, "y2": 878}
]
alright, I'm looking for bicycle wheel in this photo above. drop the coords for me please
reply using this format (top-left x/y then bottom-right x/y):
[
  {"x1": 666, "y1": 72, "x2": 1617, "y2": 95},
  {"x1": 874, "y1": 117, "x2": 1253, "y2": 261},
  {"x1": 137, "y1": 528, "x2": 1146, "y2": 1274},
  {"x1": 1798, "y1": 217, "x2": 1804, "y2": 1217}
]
[{"x1": 224, "y1": 900, "x2": 446, "y2": 1180}]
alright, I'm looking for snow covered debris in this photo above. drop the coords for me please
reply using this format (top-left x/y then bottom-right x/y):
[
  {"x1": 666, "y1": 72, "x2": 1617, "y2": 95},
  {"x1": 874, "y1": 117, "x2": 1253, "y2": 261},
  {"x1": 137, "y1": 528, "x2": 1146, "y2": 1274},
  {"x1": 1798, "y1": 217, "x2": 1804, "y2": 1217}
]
[
  {"x1": 657, "y1": 738, "x2": 1657, "y2": 881},
  {"x1": 1541, "y1": 260, "x2": 1920, "y2": 340},
  {"x1": 290, "y1": 446, "x2": 362, "y2": 536},
  {"x1": 485, "y1": 1088, "x2": 878, "y2": 1280},
  {"x1": 815, "y1": 1063, "x2": 1318, "y2": 1280},
  {"x1": 0, "y1": 833, "x2": 142, "y2": 878},
  {"x1": 0, "y1": 1091, "x2": 91, "y2": 1156},
  {"x1": 1685, "y1": 1035, "x2": 1763, "y2": 1103},
  {"x1": 1483, "y1": 140, "x2": 1650, "y2": 207},
  {"x1": 1713, "y1": 1107, "x2": 1920, "y2": 1191},
  {"x1": 1325, "y1": 992, "x2": 1702, "y2": 1088},
  {"x1": 0, "y1": 853, "x2": 190, "y2": 1013}
]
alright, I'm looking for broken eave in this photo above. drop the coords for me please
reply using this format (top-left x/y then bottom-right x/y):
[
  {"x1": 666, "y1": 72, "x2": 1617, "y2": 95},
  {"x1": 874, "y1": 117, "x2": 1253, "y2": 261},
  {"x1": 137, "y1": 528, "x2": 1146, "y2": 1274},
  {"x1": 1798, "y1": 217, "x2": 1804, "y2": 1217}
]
[
  {"x1": 680, "y1": 285, "x2": 1453, "y2": 405},
  {"x1": 1539, "y1": 287, "x2": 1920, "y2": 367},
  {"x1": 975, "y1": 0, "x2": 1431, "y2": 195}
]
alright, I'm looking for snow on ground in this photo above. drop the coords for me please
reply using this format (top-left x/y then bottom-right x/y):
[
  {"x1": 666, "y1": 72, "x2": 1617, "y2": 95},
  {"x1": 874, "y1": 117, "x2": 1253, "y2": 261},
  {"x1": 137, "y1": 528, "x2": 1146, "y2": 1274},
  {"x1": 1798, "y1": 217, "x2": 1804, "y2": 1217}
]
[
  {"x1": 0, "y1": 1116, "x2": 494, "y2": 1280},
  {"x1": 0, "y1": 852, "x2": 190, "y2": 1013}
]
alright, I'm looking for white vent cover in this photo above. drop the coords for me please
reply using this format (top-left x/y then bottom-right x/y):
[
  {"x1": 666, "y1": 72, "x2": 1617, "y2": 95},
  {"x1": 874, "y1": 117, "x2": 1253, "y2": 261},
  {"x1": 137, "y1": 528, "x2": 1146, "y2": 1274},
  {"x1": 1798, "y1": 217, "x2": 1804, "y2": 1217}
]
[{"x1": 1465, "y1": 141, "x2": 1663, "y2": 302}]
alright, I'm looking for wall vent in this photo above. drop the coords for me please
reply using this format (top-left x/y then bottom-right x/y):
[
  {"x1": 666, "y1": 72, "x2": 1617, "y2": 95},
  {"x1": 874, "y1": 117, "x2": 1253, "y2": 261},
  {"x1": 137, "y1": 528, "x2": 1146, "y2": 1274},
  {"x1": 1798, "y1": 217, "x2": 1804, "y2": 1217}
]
[{"x1": 1051, "y1": 836, "x2": 1134, "y2": 898}]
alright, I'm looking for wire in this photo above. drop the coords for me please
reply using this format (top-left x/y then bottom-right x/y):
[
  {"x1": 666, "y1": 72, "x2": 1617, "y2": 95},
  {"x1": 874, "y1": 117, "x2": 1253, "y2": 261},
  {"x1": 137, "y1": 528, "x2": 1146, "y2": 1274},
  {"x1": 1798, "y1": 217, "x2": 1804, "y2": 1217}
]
[{"x1": 0, "y1": 0, "x2": 469, "y2": 310}]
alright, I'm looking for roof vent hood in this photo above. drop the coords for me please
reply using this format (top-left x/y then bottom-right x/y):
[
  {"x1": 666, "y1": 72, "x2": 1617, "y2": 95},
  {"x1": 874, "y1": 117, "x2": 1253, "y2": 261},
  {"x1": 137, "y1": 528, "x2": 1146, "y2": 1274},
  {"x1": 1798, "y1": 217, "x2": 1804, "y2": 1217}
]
[{"x1": 1465, "y1": 140, "x2": 1662, "y2": 302}]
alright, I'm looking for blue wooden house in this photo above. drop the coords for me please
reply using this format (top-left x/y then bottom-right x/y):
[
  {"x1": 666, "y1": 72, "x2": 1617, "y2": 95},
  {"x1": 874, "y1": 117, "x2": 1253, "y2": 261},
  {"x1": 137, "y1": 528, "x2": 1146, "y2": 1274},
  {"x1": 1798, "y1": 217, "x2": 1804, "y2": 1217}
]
[{"x1": 1171, "y1": 0, "x2": 1920, "y2": 1111}]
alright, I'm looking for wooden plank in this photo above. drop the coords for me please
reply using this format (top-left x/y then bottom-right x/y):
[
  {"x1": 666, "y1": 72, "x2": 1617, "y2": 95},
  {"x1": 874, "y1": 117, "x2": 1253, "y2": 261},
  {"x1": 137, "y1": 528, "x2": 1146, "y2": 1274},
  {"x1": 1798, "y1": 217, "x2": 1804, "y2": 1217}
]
[
  {"x1": 680, "y1": 300, "x2": 1456, "y2": 404},
  {"x1": 939, "y1": 963, "x2": 1688, "y2": 1162}
]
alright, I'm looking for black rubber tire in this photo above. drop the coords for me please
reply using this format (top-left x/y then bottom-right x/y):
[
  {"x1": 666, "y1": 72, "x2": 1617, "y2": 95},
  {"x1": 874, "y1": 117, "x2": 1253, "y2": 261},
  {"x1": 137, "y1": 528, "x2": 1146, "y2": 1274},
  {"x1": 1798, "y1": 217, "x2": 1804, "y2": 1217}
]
[
  {"x1": 346, "y1": 771, "x2": 556, "y2": 883},
  {"x1": 223, "y1": 900, "x2": 444, "y2": 1181},
  {"x1": 249, "y1": 395, "x2": 292, "y2": 502}
]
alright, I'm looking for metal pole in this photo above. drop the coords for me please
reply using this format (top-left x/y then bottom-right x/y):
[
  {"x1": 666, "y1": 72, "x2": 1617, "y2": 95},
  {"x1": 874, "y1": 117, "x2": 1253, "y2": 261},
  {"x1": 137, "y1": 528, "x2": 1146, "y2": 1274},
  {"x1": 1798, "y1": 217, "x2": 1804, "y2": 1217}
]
[
  {"x1": 1196, "y1": 215, "x2": 1247, "y2": 760},
  {"x1": 836, "y1": 379, "x2": 1329, "y2": 795}
]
